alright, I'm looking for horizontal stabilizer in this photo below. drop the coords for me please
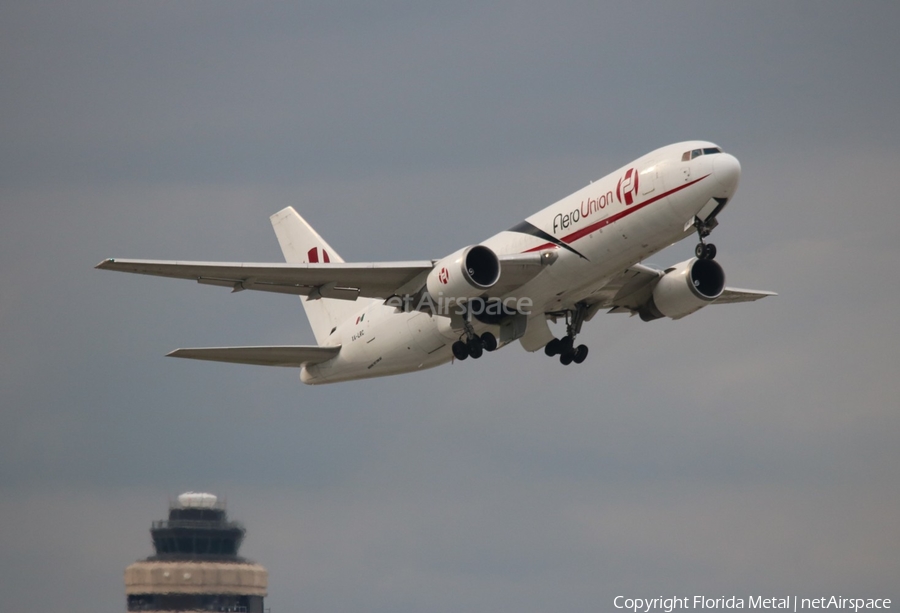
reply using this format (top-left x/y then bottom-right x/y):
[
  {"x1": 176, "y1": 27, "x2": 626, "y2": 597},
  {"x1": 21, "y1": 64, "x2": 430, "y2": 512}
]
[{"x1": 167, "y1": 345, "x2": 340, "y2": 367}]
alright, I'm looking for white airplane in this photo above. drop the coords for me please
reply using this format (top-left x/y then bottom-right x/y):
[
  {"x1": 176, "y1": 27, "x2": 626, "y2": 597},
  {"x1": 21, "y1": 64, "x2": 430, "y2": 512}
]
[{"x1": 97, "y1": 141, "x2": 774, "y2": 385}]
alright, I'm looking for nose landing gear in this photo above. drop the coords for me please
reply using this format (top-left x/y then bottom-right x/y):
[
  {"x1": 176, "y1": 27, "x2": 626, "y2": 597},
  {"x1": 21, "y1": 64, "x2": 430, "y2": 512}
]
[
  {"x1": 693, "y1": 216, "x2": 717, "y2": 261},
  {"x1": 544, "y1": 303, "x2": 590, "y2": 366},
  {"x1": 695, "y1": 242, "x2": 717, "y2": 260}
]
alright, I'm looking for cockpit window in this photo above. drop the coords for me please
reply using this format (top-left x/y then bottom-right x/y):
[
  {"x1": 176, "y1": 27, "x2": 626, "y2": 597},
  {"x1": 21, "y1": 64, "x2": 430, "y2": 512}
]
[{"x1": 684, "y1": 147, "x2": 724, "y2": 160}]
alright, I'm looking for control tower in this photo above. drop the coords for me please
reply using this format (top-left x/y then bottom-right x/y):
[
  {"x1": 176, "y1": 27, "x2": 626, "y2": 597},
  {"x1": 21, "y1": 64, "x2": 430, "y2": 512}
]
[{"x1": 125, "y1": 492, "x2": 268, "y2": 612}]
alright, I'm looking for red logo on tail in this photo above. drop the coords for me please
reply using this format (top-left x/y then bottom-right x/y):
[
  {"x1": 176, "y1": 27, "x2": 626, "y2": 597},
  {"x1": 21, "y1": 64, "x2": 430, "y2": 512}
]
[
  {"x1": 307, "y1": 247, "x2": 331, "y2": 263},
  {"x1": 616, "y1": 168, "x2": 639, "y2": 206}
]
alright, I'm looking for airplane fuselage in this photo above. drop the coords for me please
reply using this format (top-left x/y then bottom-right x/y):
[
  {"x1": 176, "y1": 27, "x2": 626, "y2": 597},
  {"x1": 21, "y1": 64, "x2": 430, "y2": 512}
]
[{"x1": 302, "y1": 141, "x2": 741, "y2": 384}]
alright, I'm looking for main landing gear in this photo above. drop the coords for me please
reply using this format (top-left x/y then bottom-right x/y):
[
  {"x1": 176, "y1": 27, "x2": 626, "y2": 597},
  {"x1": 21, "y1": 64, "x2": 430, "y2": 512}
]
[
  {"x1": 693, "y1": 217, "x2": 717, "y2": 261},
  {"x1": 544, "y1": 303, "x2": 589, "y2": 366},
  {"x1": 451, "y1": 329, "x2": 497, "y2": 361}
]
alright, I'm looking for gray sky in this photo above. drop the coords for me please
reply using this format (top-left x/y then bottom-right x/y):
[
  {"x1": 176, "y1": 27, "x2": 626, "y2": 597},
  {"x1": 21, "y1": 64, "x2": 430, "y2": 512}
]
[{"x1": 2, "y1": 2, "x2": 899, "y2": 612}]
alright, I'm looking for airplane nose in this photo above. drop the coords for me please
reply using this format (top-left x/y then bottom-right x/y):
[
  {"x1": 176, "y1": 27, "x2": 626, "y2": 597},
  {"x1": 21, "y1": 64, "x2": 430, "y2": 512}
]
[{"x1": 714, "y1": 153, "x2": 741, "y2": 196}]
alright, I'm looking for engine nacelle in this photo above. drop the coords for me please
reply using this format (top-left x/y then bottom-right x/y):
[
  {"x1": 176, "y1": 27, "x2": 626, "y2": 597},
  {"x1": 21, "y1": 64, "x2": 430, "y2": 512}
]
[
  {"x1": 426, "y1": 245, "x2": 501, "y2": 310},
  {"x1": 639, "y1": 258, "x2": 725, "y2": 321}
]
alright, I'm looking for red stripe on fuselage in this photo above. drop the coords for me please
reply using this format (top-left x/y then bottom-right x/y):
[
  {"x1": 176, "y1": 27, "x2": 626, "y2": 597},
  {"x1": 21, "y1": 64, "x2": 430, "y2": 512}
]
[{"x1": 524, "y1": 174, "x2": 710, "y2": 253}]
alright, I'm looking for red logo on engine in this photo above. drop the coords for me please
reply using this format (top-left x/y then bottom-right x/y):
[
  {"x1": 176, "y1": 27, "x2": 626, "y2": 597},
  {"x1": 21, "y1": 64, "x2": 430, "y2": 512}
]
[
  {"x1": 616, "y1": 168, "x2": 639, "y2": 206},
  {"x1": 307, "y1": 247, "x2": 331, "y2": 263},
  {"x1": 438, "y1": 267, "x2": 449, "y2": 284}
]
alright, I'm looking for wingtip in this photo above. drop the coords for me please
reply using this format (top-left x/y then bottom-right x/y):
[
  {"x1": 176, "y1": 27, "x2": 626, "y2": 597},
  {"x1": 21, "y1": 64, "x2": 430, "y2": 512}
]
[{"x1": 95, "y1": 258, "x2": 114, "y2": 269}]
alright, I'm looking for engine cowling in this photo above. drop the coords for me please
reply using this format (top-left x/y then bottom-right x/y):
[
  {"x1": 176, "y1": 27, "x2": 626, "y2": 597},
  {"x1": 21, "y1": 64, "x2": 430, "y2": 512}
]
[
  {"x1": 639, "y1": 257, "x2": 725, "y2": 321},
  {"x1": 426, "y1": 245, "x2": 501, "y2": 310}
]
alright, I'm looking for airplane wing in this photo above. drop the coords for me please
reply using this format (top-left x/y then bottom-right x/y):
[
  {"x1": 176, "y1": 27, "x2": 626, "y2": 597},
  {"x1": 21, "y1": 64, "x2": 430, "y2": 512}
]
[
  {"x1": 95, "y1": 258, "x2": 432, "y2": 299},
  {"x1": 710, "y1": 287, "x2": 778, "y2": 304},
  {"x1": 167, "y1": 345, "x2": 340, "y2": 367},
  {"x1": 95, "y1": 253, "x2": 553, "y2": 301},
  {"x1": 580, "y1": 263, "x2": 776, "y2": 319}
]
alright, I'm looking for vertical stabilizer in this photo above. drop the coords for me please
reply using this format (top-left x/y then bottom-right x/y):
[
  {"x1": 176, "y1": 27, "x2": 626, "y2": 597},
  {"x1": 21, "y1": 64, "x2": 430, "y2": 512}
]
[{"x1": 270, "y1": 207, "x2": 373, "y2": 344}]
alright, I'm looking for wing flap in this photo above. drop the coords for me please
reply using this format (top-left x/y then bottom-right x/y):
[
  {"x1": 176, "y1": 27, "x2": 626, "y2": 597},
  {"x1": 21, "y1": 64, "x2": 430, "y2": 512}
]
[{"x1": 166, "y1": 345, "x2": 341, "y2": 367}]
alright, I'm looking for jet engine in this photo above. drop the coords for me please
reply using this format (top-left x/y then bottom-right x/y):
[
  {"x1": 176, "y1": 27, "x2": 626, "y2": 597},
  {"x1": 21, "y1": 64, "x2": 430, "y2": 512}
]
[
  {"x1": 638, "y1": 258, "x2": 725, "y2": 321},
  {"x1": 426, "y1": 245, "x2": 501, "y2": 309}
]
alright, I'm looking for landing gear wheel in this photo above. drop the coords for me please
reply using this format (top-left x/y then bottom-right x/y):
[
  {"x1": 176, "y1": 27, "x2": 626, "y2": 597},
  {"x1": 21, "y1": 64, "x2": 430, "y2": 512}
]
[
  {"x1": 466, "y1": 335, "x2": 484, "y2": 359},
  {"x1": 573, "y1": 344, "x2": 588, "y2": 364},
  {"x1": 546, "y1": 305, "x2": 590, "y2": 364},
  {"x1": 481, "y1": 332, "x2": 498, "y2": 352},
  {"x1": 695, "y1": 242, "x2": 718, "y2": 260},
  {"x1": 452, "y1": 341, "x2": 469, "y2": 361},
  {"x1": 545, "y1": 338, "x2": 562, "y2": 357}
]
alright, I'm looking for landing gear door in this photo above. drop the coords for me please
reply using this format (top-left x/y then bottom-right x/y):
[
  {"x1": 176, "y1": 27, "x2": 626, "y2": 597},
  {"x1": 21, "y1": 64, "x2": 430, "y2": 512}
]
[
  {"x1": 516, "y1": 314, "x2": 551, "y2": 351},
  {"x1": 499, "y1": 312, "x2": 528, "y2": 345}
]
